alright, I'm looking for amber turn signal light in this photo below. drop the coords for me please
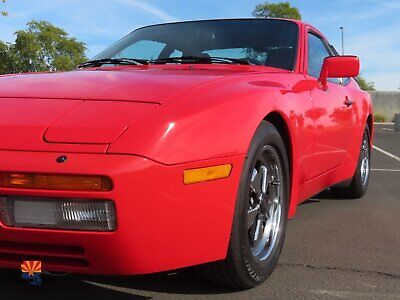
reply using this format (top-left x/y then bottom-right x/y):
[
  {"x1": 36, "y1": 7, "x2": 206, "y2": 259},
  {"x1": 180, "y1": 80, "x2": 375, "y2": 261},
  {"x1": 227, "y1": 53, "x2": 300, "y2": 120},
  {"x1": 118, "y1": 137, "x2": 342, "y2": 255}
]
[
  {"x1": 0, "y1": 172, "x2": 112, "y2": 191},
  {"x1": 184, "y1": 164, "x2": 232, "y2": 184}
]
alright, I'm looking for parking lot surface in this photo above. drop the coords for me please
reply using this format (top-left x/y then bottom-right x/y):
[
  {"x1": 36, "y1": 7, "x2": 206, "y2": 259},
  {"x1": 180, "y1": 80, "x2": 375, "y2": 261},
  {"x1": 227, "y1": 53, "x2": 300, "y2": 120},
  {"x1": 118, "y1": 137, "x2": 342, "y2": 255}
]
[{"x1": 1, "y1": 124, "x2": 399, "y2": 300}]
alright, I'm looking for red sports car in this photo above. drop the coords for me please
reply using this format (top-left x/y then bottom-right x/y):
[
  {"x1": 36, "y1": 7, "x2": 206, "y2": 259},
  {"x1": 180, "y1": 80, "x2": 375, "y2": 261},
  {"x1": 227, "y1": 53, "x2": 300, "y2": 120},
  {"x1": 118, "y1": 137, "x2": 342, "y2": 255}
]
[{"x1": 0, "y1": 18, "x2": 372, "y2": 289}]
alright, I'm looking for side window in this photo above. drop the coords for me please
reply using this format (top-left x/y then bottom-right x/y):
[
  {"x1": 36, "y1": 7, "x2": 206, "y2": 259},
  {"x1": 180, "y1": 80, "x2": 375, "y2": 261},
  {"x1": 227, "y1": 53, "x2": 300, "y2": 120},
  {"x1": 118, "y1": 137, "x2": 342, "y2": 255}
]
[{"x1": 307, "y1": 33, "x2": 330, "y2": 78}]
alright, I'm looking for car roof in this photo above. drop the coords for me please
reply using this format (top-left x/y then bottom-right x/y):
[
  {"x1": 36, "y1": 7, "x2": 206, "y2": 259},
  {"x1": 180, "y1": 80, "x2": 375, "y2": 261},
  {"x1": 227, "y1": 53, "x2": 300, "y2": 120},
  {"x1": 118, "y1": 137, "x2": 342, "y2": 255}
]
[
  {"x1": 133, "y1": 18, "x2": 325, "y2": 40},
  {"x1": 132, "y1": 18, "x2": 326, "y2": 45},
  {"x1": 135, "y1": 17, "x2": 304, "y2": 30}
]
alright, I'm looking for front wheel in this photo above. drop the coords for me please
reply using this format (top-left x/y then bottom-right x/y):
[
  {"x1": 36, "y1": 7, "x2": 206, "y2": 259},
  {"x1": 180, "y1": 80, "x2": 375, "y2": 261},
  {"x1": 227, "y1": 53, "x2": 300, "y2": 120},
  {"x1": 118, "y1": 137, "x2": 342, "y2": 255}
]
[{"x1": 196, "y1": 121, "x2": 290, "y2": 289}]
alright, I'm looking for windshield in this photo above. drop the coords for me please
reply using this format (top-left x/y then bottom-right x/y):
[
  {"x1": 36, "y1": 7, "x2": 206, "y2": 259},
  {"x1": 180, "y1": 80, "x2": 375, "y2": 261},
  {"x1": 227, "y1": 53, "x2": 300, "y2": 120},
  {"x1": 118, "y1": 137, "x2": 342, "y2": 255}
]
[{"x1": 94, "y1": 19, "x2": 299, "y2": 70}]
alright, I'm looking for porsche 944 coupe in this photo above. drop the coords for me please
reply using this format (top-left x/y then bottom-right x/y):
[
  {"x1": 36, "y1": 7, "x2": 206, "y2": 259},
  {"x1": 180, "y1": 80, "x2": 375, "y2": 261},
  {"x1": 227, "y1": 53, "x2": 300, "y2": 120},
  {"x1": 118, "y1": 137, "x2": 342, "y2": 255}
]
[{"x1": 0, "y1": 18, "x2": 372, "y2": 289}]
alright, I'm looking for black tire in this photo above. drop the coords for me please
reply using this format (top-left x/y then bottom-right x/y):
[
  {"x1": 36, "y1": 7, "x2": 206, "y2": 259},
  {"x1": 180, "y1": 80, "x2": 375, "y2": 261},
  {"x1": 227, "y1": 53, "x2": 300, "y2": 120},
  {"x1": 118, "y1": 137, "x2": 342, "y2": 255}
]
[
  {"x1": 333, "y1": 126, "x2": 371, "y2": 199},
  {"x1": 196, "y1": 121, "x2": 290, "y2": 289}
]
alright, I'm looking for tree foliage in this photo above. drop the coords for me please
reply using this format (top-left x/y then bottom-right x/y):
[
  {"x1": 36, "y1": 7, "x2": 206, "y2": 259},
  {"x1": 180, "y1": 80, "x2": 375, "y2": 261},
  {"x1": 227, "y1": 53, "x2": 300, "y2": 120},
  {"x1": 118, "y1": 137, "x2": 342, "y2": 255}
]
[
  {"x1": 0, "y1": 21, "x2": 87, "y2": 74},
  {"x1": 252, "y1": 1, "x2": 301, "y2": 20},
  {"x1": 0, "y1": 41, "x2": 13, "y2": 73},
  {"x1": 1, "y1": 0, "x2": 7, "y2": 16},
  {"x1": 356, "y1": 76, "x2": 375, "y2": 91}
]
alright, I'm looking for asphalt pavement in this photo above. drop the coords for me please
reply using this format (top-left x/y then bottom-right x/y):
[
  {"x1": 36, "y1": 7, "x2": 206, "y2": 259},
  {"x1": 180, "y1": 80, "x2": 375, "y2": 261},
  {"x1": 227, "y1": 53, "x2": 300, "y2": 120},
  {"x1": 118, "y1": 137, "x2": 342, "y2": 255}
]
[{"x1": 1, "y1": 123, "x2": 399, "y2": 300}]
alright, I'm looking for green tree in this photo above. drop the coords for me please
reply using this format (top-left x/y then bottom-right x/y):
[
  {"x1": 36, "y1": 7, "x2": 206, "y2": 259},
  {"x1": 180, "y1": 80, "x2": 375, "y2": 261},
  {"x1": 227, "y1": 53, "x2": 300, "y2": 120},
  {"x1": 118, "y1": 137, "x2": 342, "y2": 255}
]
[
  {"x1": 1, "y1": 21, "x2": 87, "y2": 74},
  {"x1": 356, "y1": 76, "x2": 375, "y2": 91},
  {"x1": 1, "y1": 0, "x2": 7, "y2": 16},
  {"x1": 13, "y1": 21, "x2": 87, "y2": 72},
  {"x1": 0, "y1": 41, "x2": 12, "y2": 73},
  {"x1": 252, "y1": 1, "x2": 301, "y2": 20},
  {"x1": 0, "y1": 40, "x2": 18, "y2": 74}
]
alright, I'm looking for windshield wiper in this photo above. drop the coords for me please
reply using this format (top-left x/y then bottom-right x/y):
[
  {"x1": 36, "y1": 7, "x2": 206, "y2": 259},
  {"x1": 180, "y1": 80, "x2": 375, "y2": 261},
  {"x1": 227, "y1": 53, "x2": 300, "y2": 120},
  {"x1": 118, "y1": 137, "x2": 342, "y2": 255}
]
[
  {"x1": 150, "y1": 56, "x2": 250, "y2": 65},
  {"x1": 78, "y1": 58, "x2": 149, "y2": 68},
  {"x1": 78, "y1": 56, "x2": 251, "y2": 68}
]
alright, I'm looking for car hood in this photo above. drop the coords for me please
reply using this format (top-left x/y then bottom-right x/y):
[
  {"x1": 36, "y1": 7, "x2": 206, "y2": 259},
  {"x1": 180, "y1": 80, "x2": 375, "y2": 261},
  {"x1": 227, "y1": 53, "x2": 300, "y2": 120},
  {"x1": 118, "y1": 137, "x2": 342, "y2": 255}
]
[
  {"x1": 0, "y1": 66, "x2": 286, "y2": 153},
  {"x1": 0, "y1": 66, "x2": 280, "y2": 103}
]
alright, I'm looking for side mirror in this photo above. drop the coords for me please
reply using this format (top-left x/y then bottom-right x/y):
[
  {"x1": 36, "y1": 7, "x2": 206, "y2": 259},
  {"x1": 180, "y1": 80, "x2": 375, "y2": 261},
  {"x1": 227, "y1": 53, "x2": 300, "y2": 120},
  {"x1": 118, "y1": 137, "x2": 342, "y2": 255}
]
[{"x1": 319, "y1": 55, "x2": 360, "y2": 90}]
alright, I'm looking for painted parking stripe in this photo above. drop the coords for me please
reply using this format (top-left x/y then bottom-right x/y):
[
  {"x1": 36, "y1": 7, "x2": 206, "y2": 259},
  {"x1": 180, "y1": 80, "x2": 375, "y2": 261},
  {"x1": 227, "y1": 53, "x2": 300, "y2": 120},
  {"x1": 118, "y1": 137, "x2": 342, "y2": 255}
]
[
  {"x1": 372, "y1": 145, "x2": 400, "y2": 163},
  {"x1": 312, "y1": 290, "x2": 400, "y2": 299},
  {"x1": 371, "y1": 169, "x2": 400, "y2": 172}
]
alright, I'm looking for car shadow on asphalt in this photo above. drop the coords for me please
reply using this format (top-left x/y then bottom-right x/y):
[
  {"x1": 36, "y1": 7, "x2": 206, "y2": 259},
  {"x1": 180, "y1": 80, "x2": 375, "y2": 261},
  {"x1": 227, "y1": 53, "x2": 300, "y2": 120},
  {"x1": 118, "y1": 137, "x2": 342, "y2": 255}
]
[
  {"x1": 76, "y1": 268, "x2": 235, "y2": 295},
  {"x1": 309, "y1": 188, "x2": 356, "y2": 202},
  {"x1": 0, "y1": 268, "x2": 234, "y2": 299}
]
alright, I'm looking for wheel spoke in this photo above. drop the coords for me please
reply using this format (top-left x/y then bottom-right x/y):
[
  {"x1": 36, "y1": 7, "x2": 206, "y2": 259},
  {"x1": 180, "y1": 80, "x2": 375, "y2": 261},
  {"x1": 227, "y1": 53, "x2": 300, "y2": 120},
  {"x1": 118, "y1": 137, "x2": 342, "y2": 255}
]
[
  {"x1": 250, "y1": 168, "x2": 262, "y2": 198},
  {"x1": 247, "y1": 206, "x2": 259, "y2": 229},
  {"x1": 263, "y1": 215, "x2": 273, "y2": 241},
  {"x1": 270, "y1": 179, "x2": 280, "y2": 204},
  {"x1": 253, "y1": 217, "x2": 262, "y2": 242},
  {"x1": 260, "y1": 165, "x2": 268, "y2": 194},
  {"x1": 271, "y1": 205, "x2": 281, "y2": 239}
]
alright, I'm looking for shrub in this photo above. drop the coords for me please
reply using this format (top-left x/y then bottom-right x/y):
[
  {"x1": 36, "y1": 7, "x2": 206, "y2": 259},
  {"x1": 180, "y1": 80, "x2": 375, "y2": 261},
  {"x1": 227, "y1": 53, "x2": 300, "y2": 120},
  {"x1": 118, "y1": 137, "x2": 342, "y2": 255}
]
[{"x1": 374, "y1": 113, "x2": 386, "y2": 123}]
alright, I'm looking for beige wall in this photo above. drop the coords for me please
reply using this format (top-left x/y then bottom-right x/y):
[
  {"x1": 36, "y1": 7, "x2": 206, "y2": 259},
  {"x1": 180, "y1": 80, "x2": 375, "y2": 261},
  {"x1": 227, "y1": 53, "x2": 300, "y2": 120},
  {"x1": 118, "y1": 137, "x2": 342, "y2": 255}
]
[{"x1": 369, "y1": 91, "x2": 400, "y2": 122}]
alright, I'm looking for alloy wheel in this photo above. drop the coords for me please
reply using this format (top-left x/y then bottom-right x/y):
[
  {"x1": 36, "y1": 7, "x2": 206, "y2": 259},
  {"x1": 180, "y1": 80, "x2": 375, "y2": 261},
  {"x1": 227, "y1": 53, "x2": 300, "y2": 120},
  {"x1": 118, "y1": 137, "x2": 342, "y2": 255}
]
[{"x1": 247, "y1": 145, "x2": 283, "y2": 261}]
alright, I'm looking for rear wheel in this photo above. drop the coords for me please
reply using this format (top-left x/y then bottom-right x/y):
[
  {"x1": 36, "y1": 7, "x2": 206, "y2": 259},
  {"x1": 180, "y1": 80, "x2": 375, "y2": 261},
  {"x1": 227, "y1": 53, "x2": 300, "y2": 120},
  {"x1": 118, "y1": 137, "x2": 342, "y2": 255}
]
[
  {"x1": 196, "y1": 121, "x2": 290, "y2": 289},
  {"x1": 333, "y1": 126, "x2": 371, "y2": 198}
]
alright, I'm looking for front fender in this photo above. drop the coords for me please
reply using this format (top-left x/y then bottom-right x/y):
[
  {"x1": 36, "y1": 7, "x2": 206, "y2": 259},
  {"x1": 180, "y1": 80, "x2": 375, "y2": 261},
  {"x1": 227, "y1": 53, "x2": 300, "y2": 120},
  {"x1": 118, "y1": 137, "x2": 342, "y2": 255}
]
[
  {"x1": 108, "y1": 72, "x2": 313, "y2": 220},
  {"x1": 108, "y1": 73, "x2": 287, "y2": 165}
]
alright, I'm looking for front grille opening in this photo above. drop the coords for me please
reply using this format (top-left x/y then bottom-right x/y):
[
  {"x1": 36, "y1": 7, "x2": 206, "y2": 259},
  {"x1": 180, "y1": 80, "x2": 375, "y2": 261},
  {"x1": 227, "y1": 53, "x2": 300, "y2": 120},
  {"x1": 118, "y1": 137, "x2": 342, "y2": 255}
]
[
  {"x1": 0, "y1": 241, "x2": 89, "y2": 268},
  {"x1": 0, "y1": 241, "x2": 85, "y2": 256},
  {"x1": 0, "y1": 253, "x2": 89, "y2": 268}
]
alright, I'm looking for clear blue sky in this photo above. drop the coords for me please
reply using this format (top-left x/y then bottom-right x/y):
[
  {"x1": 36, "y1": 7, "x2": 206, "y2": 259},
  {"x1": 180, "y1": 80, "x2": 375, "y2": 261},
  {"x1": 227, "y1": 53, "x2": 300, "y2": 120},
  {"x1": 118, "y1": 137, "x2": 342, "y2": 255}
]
[{"x1": 1, "y1": 0, "x2": 399, "y2": 90}]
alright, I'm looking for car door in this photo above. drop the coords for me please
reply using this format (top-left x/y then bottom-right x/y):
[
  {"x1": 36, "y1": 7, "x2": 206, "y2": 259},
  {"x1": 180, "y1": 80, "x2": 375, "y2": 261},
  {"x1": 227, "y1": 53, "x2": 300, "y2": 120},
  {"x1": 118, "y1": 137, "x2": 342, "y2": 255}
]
[{"x1": 305, "y1": 31, "x2": 356, "y2": 180}]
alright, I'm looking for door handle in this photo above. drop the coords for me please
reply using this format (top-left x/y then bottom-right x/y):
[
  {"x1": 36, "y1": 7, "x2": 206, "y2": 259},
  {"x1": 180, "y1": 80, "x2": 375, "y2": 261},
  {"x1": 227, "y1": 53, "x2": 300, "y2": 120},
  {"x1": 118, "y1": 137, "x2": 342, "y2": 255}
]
[{"x1": 344, "y1": 97, "x2": 354, "y2": 107}]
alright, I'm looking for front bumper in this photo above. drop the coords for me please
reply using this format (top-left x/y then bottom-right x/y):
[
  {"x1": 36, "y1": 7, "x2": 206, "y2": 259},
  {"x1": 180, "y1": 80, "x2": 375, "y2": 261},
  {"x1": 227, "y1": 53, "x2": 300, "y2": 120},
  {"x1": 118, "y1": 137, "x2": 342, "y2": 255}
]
[{"x1": 0, "y1": 150, "x2": 244, "y2": 275}]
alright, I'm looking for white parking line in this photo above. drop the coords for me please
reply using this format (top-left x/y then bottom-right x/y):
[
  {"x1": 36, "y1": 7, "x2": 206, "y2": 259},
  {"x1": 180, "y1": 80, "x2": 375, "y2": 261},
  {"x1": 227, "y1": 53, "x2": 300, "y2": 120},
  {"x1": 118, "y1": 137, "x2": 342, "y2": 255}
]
[
  {"x1": 373, "y1": 145, "x2": 400, "y2": 163},
  {"x1": 371, "y1": 169, "x2": 400, "y2": 172},
  {"x1": 312, "y1": 290, "x2": 400, "y2": 299}
]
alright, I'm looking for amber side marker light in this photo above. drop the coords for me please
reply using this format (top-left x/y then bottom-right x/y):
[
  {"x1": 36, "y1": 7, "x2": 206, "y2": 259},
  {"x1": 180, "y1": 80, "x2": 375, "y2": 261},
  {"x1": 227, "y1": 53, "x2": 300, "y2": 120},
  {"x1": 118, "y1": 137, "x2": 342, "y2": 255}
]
[
  {"x1": 184, "y1": 164, "x2": 232, "y2": 184},
  {"x1": 0, "y1": 173, "x2": 112, "y2": 191}
]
